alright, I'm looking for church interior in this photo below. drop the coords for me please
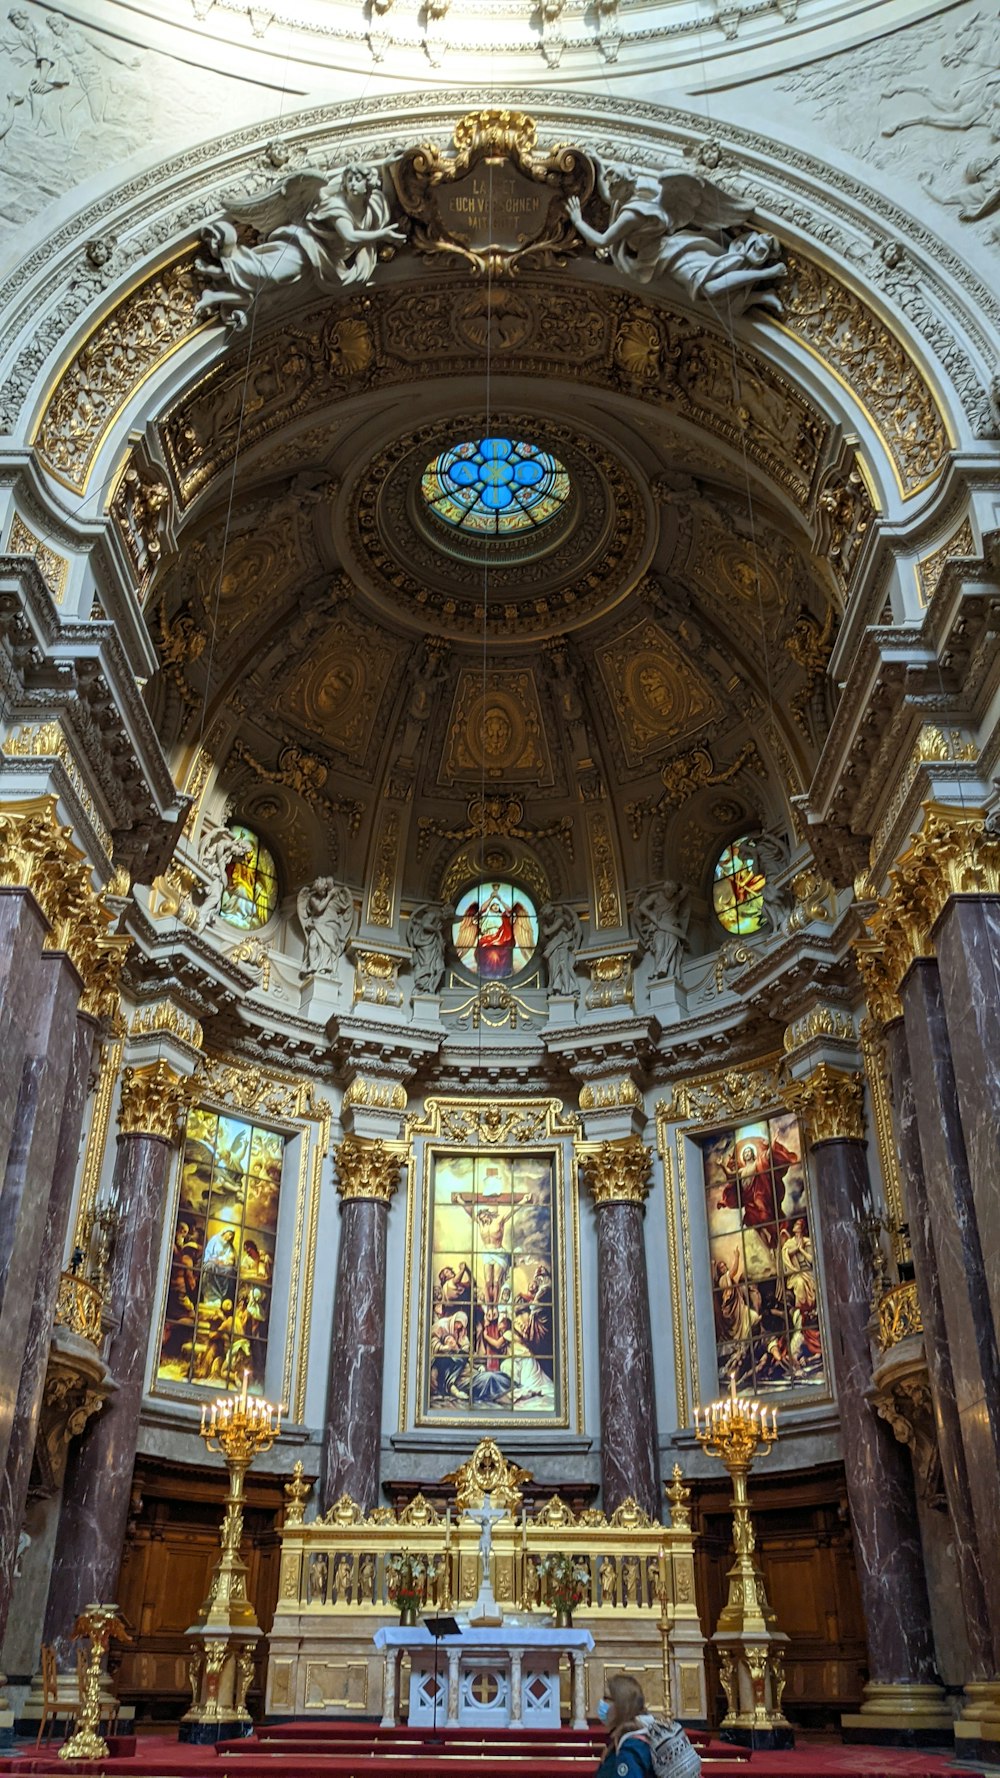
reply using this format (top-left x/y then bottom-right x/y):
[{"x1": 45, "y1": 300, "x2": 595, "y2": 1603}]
[{"x1": 1, "y1": 0, "x2": 1000, "y2": 1772}]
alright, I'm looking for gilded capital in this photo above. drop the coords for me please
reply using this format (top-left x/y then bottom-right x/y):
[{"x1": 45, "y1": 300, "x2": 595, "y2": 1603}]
[
  {"x1": 0, "y1": 798, "x2": 128, "y2": 1009},
  {"x1": 578, "y1": 1135, "x2": 652, "y2": 1205},
  {"x1": 852, "y1": 941, "x2": 902, "y2": 1030},
  {"x1": 786, "y1": 1063, "x2": 866, "y2": 1145},
  {"x1": 334, "y1": 1134, "x2": 402, "y2": 1203},
  {"x1": 117, "y1": 1061, "x2": 193, "y2": 1141}
]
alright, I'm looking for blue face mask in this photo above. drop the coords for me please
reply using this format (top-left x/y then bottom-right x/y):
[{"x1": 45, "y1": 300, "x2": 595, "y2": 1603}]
[{"x1": 597, "y1": 1699, "x2": 612, "y2": 1724}]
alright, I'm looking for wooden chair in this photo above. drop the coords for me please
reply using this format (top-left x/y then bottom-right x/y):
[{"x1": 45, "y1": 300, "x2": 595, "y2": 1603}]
[{"x1": 35, "y1": 1644, "x2": 79, "y2": 1747}]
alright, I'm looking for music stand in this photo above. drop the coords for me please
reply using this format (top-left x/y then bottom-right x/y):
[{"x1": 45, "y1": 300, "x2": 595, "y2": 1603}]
[{"x1": 422, "y1": 1614, "x2": 460, "y2": 1743}]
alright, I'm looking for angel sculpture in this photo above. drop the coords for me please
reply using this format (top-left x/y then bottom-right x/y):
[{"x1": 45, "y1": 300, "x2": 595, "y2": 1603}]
[
  {"x1": 297, "y1": 877, "x2": 355, "y2": 977},
  {"x1": 538, "y1": 901, "x2": 583, "y2": 997},
  {"x1": 195, "y1": 163, "x2": 407, "y2": 330},
  {"x1": 195, "y1": 825, "x2": 253, "y2": 930},
  {"x1": 633, "y1": 880, "x2": 691, "y2": 980},
  {"x1": 566, "y1": 163, "x2": 786, "y2": 317},
  {"x1": 408, "y1": 901, "x2": 454, "y2": 995}
]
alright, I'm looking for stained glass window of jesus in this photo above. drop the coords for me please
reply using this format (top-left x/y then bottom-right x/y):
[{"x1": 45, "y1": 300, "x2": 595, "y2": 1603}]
[
  {"x1": 157, "y1": 1105, "x2": 284, "y2": 1395},
  {"x1": 423, "y1": 1151, "x2": 560, "y2": 1420},
  {"x1": 702, "y1": 1111, "x2": 826, "y2": 1396},
  {"x1": 452, "y1": 881, "x2": 538, "y2": 980},
  {"x1": 712, "y1": 836, "x2": 766, "y2": 935}
]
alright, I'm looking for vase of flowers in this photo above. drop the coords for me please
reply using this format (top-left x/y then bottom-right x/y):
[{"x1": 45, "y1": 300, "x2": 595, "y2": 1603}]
[
  {"x1": 538, "y1": 1552, "x2": 589, "y2": 1628},
  {"x1": 386, "y1": 1552, "x2": 427, "y2": 1626}
]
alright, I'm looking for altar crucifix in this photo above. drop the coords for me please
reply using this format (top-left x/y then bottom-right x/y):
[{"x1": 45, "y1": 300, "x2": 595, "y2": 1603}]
[{"x1": 452, "y1": 1184, "x2": 530, "y2": 1304}]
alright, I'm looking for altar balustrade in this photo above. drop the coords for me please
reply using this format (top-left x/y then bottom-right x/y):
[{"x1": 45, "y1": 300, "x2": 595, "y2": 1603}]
[{"x1": 266, "y1": 1461, "x2": 707, "y2": 1723}]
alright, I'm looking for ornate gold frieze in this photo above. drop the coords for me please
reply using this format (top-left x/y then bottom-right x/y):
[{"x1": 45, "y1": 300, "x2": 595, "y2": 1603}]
[
  {"x1": 782, "y1": 1005, "x2": 855, "y2": 1055},
  {"x1": 199, "y1": 1057, "x2": 322, "y2": 1124},
  {"x1": 782, "y1": 251, "x2": 948, "y2": 498},
  {"x1": 408, "y1": 1096, "x2": 578, "y2": 1144},
  {"x1": 130, "y1": 1001, "x2": 204, "y2": 1051},
  {"x1": 595, "y1": 619, "x2": 722, "y2": 765},
  {"x1": 343, "y1": 1076, "x2": 407, "y2": 1113},
  {"x1": 915, "y1": 517, "x2": 975, "y2": 607},
  {"x1": 584, "y1": 951, "x2": 635, "y2": 1011},
  {"x1": 365, "y1": 808, "x2": 400, "y2": 929},
  {"x1": 875, "y1": 1280, "x2": 923, "y2": 1353},
  {"x1": 785, "y1": 1063, "x2": 866, "y2": 1145},
  {"x1": 577, "y1": 1135, "x2": 652, "y2": 1205},
  {"x1": 352, "y1": 948, "x2": 404, "y2": 1007},
  {"x1": 656, "y1": 1055, "x2": 785, "y2": 1127},
  {"x1": 861, "y1": 1023, "x2": 905, "y2": 1231},
  {"x1": 111, "y1": 456, "x2": 171, "y2": 590},
  {"x1": 2, "y1": 727, "x2": 113, "y2": 859},
  {"x1": 36, "y1": 252, "x2": 202, "y2": 495},
  {"x1": 334, "y1": 1134, "x2": 403, "y2": 1203},
  {"x1": 579, "y1": 1079, "x2": 643, "y2": 1111},
  {"x1": 587, "y1": 806, "x2": 622, "y2": 930},
  {"x1": 117, "y1": 1060, "x2": 193, "y2": 1141},
  {"x1": 7, "y1": 514, "x2": 69, "y2": 602}
]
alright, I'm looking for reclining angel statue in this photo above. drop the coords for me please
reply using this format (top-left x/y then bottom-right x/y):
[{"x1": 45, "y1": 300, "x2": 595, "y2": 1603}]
[
  {"x1": 195, "y1": 163, "x2": 407, "y2": 329},
  {"x1": 566, "y1": 161, "x2": 787, "y2": 317}
]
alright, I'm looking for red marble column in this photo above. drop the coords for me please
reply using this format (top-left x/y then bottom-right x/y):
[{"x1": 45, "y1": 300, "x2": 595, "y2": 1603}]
[
  {"x1": 900, "y1": 961, "x2": 1000, "y2": 1669},
  {"x1": 0, "y1": 1010, "x2": 98, "y2": 1647},
  {"x1": 884, "y1": 1012, "x2": 996, "y2": 1679},
  {"x1": 791, "y1": 1067, "x2": 943, "y2": 1739},
  {"x1": 43, "y1": 1063, "x2": 189, "y2": 1669},
  {"x1": 580, "y1": 1140, "x2": 660, "y2": 1519},
  {"x1": 320, "y1": 1139, "x2": 402, "y2": 1514},
  {"x1": 0, "y1": 890, "x2": 49, "y2": 1189}
]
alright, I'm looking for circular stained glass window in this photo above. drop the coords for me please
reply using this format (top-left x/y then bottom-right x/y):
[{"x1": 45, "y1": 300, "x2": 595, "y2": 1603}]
[
  {"x1": 713, "y1": 837, "x2": 766, "y2": 936},
  {"x1": 422, "y1": 437, "x2": 570, "y2": 537},
  {"x1": 452, "y1": 882, "x2": 539, "y2": 980},
  {"x1": 218, "y1": 826, "x2": 278, "y2": 932}
]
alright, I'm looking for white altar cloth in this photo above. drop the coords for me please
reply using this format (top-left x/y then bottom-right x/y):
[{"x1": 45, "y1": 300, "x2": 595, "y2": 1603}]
[{"x1": 373, "y1": 1624, "x2": 595, "y2": 1731}]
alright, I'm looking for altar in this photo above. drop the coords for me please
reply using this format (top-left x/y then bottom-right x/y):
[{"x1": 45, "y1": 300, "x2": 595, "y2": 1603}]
[{"x1": 373, "y1": 1624, "x2": 595, "y2": 1730}]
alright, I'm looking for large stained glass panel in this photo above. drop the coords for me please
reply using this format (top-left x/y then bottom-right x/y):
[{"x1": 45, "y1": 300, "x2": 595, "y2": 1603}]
[
  {"x1": 452, "y1": 881, "x2": 538, "y2": 980},
  {"x1": 157, "y1": 1106, "x2": 284, "y2": 1394},
  {"x1": 702, "y1": 1112, "x2": 826, "y2": 1395},
  {"x1": 421, "y1": 437, "x2": 570, "y2": 537},
  {"x1": 423, "y1": 1151, "x2": 560, "y2": 1420}
]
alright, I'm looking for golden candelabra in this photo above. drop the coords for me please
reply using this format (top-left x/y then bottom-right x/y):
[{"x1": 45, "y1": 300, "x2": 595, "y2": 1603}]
[
  {"x1": 181, "y1": 1375, "x2": 282, "y2": 1739},
  {"x1": 694, "y1": 1378, "x2": 791, "y2": 1748},
  {"x1": 58, "y1": 1604, "x2": 130, "y2": 1762}
]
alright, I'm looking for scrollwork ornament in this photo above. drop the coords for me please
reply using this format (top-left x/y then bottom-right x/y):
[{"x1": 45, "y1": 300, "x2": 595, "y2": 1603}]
[
  {"x1": 578, "y1": 1135, "x2": 652, "y2": 1205},
  {"x1": 334, "y1": 1134, "x2": 403, "y2": 1203},
  {"x1": 117, "y1": 1061, "x2": 193, "y2": 1141},
  {"x1": 784, "y1": 1063, "x2": 866, "y2": 1145}
]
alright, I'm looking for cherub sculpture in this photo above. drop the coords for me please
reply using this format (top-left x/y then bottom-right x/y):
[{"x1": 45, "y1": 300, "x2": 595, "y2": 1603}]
[
  {"x1": 297, "y1": 877, "x2": 354, "y2": 977},
  {"x1": 195, "y1": 164, "x2": 407, "y2": 330},
  {"x1": 567, "y1": 162, "x2": 786, "y2": 317}
]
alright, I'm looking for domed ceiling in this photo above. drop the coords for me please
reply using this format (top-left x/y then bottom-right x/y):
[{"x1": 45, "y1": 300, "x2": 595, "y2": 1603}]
[{"x1": 147, "y1": 267, "x2": 839, "y2": 929}]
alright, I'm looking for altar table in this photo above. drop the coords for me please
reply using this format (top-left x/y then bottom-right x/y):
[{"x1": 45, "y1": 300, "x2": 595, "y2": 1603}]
[{"x1": 373, "y1": 1624, "x2": 595, "y2": 1730}]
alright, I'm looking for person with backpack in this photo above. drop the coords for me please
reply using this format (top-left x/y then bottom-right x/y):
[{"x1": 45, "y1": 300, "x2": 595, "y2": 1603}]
[{"x1": 595, "y1": 1675, "x2": 701, "y2": 1778}]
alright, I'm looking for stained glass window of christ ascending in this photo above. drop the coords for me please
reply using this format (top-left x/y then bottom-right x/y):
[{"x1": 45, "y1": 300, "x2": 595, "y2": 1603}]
[
  {"x1": 712, "y1": 836, "x2": 766, "y2": 935},
  {"x1": 424, "y1": 1151, "x2": 560, "y2": 1420},
  {"x1": 702, "y1": 1111, "x2": 826, "y2": 1396},
  {"x1": 421, "y1": 437, "x2": 570, "y2": 537},
  {"x1": 157, "y1": 1106, "x2": 284, "y2": 1395},
  {"x1": 452, "y1": 881, "x2": 538, "y2": 980}
]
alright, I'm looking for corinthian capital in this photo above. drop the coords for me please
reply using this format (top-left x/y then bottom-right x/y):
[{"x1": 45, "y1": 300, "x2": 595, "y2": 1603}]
[
  {"x1": 578, "y1": 1135, "x2": 652, "y2": 1205},
  {"x1": 117, "y1": 1061, "x2": 193, "y2": 1140},
  {"x1": 786, "y1": 1063, "x2": 865, "y2": 1145},
  {"x1": 334, "y1": 1134, "x2": 402, "y2": 1203}
]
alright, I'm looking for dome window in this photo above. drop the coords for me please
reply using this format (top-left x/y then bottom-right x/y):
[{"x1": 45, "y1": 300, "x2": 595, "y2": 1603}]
[
  {"x1": 218, "y1": 825, "x2": 278, "y2": 931},
  {"x1": 421, "y1": 437, "x2": 569, "y2": 537},
  {"x1": 712, "y1": 836, "x2": 766, "y2": 936}
]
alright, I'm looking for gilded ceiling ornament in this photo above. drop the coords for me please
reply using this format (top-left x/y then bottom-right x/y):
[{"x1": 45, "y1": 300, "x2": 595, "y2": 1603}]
[
  {"x1": 439, "y1": 842, "x2": 551, "y2": 910},
  {"x1": 784, "y1": 602, "x2": 835, "y2": 734},
  {"x1": 914, "y1": 517, "x2": 975, "y2": 607},
  {"x1": 334, "y1": 1134, "x2": 403, "y2": 1203},
  {"x1": 199, "y1": 1058, "x2": 319, "y2": 1123},
  {"x1": 282, "y1": 620, "x2": 399, "y2": 765},
  {"x1": 418, "y1": 796, "x2": 573, "y2": 862},
  {"x1": 111, "y1": 459, "x2": 172, "y2": 589},
  {"x1": 587, "y1": 807, "x2": 623, "y2": 930},
  {"x1": 596, "y1": 619, "x2": 722, "y2": 764},
  {"x1": 784, "y1": 1063, "x2": 866, "y2": 1145},
  {"x1": 782, "y1": 251, "x2": 948, "y2": 498},
  {"x1": 578, "y1": 1136, "x2": 653, "y2": 1206},
  {"x1": 408, "y1": 1097, "x2": 575, "y2": 1144},
  {"x1": 233, "y1": 739, "x2": 363, "y2": 833},
  {"x1": 7, "y1": 514, "x2": 69, "y2": 603},
  {"x1": 343, "y1": 1077, "x2": 408, "y2": 1113},
  {"x1": 117, "y1": 1061, "x2": 194, "y2": 1141},
  {"x1": 584, "y1": 952, "x2": 634, "y2": 1011},
  {"x1": 815, "y1": 455, "x2": 875, "y2": 589},
  {"x1": 657, "y1": 1055, "x2": 785, "y2": 1125},
  {"x1": 782, "y1": 1005, "x2": 856, "y2": 1055},
  {"x1": 352, "y1": 949, "x2": 404, "y2": 1008},
  {"x1": 440, "y1": 669, "x2": 554, "y2": 787},
  {"x1": 365, "y1": 808, "x2": 400, "y2": 930},
  {"x1": 626, "y1": 741, "x2": 762, "y2": 837}
]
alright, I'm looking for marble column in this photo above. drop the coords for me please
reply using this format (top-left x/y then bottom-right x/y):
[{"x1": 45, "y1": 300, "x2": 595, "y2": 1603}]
[
  {"x1": 579, "y1": 1138, "x2": 660, "y2": 1519},
  {"x1": 900, "y1": 960, "x2": 1000, "y2": 1669},
  {"x1": 0, "y1": 890, "x2": 48, "y2": 1189},
  {"x1": 320, "y1": 1137, "x2": 402, "y2": 1514},
  {"x1": 43, "y1": 1062, "x2": 189, "y2": 1668},
  {"x1": 789, "y1": 1066, "x2": 945, "y2": 1739},
  {"x1": 0, "y1": 951, "x2": 82, "y2": 1488},
  {"x1": 0, "y1": 1011, "x2": 98, "y2": 1648},
  {"x1": 932, "y1": 896, "x2": 1000, "y2": 1349}
]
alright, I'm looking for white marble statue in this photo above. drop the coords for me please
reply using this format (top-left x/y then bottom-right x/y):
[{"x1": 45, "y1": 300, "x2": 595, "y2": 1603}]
[
  {"x1": 566, "y1": 163, "x2": 787, "y2": 317},
  {"x1": 297, "y1": 876, "x2": 354, "y2": 977},
  {"x1": 633, "y1": 880, "x2": 691, "y2": 979},
  {"x1": 539, "y1": 901, "x2": 583, "y2": 996},
  {"x1": 195, "y1": 164, "x2": 407, "y2": 330},
  {"x1": 408, "y1": 901, "x2": 453, "y2": 994},
  {"x1": 753, "y1": 828, "x2": 793, "y2": 932},
  {"x1": 196, "y1": 824, "x2": 252, "y2": 930}
]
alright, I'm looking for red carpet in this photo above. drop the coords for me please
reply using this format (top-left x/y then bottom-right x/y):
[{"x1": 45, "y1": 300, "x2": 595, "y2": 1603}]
[{"x1": 0, "y1": 1726, "x2": 981, "y2": 1778}]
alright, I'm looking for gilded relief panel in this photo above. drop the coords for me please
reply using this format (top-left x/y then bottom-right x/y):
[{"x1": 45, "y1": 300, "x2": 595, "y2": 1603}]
[
  {"x1": 282, "y1": 615, "x2": 402, "y2": 767},
  {"x1": 440, "y1": 669, "x2": 554, "y2": 788},
  {"x1": 596, "y1": 619, "x2": 722, "y2": 765}
]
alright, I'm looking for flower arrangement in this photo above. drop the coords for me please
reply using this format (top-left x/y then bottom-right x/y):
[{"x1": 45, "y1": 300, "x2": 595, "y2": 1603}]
[
  {"x1": 386, "y1": 1551, "x2": 428, "y2": 1614},
  {"x1": 538, "y1": 1552, "x2": 590, "y2": 1614}
]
